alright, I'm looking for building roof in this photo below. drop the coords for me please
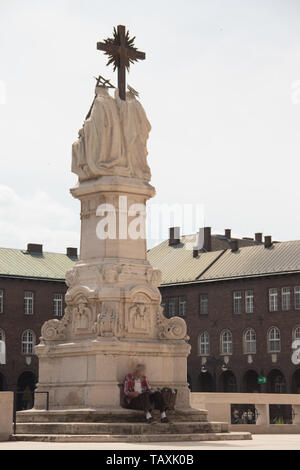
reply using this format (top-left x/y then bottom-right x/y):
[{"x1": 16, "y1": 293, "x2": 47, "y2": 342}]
[
  {"x1": 147, "y1": 235, "x2": 224, "y2": 284},
  {"x1": 147, "y1": 236, "x2": 300, "y2": 286},
  {"x1": 0, "y1": 248, "x2": 76, "y2": 281}
]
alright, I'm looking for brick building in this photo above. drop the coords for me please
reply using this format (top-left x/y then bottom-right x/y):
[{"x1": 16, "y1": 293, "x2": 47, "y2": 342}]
[
  {"x1": 2, "y1": 228, "x2": 300, "y2": 407},
  {"x1": 0, "y1": 243, "x2": 77, "y2": 408},
  {"x1": 148, "y1": 227, "x2": 300, "y2": 394}
]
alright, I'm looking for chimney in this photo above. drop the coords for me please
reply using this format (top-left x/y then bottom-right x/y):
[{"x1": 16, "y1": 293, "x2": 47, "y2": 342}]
[
  {"x1": 255, "y1": 233, "x2": 263, "y2": 244},
  {"x1": 199, "y1": 227, "x2": 211, "y2": 252},
  {"x1": 27, "y1": 243, "x2": 43, "y2": 254},
  {"x1": 264, "y1": 235, "x2": 272, "y2": 248},
  {"x1": 225, "y1": 229, "x2": 231, "y2": 239},
  {"x1": 169, "y1": 227, "x2": 180, "y2": 246},
  {"x1": 67, "y1": 247, "x2": 78, "y2": 258},
  {"x1": 231, "y1": 239, "x2": 239, "y2": 252}
]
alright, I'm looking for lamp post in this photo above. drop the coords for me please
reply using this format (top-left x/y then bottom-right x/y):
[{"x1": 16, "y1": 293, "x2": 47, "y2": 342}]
[{"x1": 201, "y1": 356, "x2": 228, "y2": 392}]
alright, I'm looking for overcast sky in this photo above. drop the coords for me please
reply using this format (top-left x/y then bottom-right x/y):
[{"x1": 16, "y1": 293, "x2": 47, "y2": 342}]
[{"x1": 1, "y1": 0, "x2": 300, "y2": 252}]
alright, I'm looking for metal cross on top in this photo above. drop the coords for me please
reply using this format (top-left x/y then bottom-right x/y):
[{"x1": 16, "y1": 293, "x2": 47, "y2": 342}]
[{"x1": 97, "y1": 25, "x2": 145, "y2": 101}]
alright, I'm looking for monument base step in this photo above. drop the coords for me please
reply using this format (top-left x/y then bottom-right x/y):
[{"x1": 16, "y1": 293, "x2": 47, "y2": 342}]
[
  {"x1": 15, "y1": 421, "x2": 228, "y2": 435},
  {"x1": 11, "y1": 432, "x2": 252, "y2": 443},
  {"x1": 16, "y1": 408, "x2": 208, "y2": 423},
  {"x1": 14, "y1": 408, "x2": 252, "y2": 442}
]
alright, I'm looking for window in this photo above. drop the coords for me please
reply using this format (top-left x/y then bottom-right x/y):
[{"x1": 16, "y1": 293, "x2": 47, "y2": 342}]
[
  {"x1": 268, "y1": 327, "x2": 280, "y2": 353},
  {"x1": 178, "y1": 297, "x2": 186, "y2": 317},
  {"x1": 233, "y1": 291, "x2": 242, "y2": 314},
  {"x1": 295, "y1": 287, "x2": 300, "y2": 310},
  {"x1": 269, "y1": 288, "x2": 278, "y2": 312},
  {"x1": 221, "y1": 330, "x2": 233, "y2": 355},
  {"x1": 0, "y1": 290, "x2": 3, "y2": 313},
  {"x1": 199, "y1": 332, "x2": 210, "y2": 355},
  {"x1": 282, "y1": 287, "x2": 291, "y2": 311},
  {"x1": 244, "y1": 329, "x2": 256, "y2": 354},
  {"x1": 274, "y1": 376, "x2": 286, "y2": 394},
  {"x1": 22, "y1": 330, "x2": 35, "y2": 355},
  {"x1": 293, "y1": 327, "x2": 300, "y2": 340},
  {"x1": 24, "y1": 291, "x2": 34, "y2": 315},
  {"x1": 53, "y1": 293, "x2": 63, "y2": 317},
  {"x1": 199, "y1": 294, "x2": 208, "y2": 315},
  {"x1": 245, "y1": 290, "x2": 254, "y2": 313},
  {"x1": 0, "y1": 329, "x2": 5, "y2": 365},
  {"x1": 168, "y1": 297, "x2": 177, "y2": 317}
]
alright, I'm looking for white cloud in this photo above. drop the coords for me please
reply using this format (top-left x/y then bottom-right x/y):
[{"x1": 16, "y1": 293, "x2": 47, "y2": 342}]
[{"x1": 0, "y1": 185, "x2": 80, "y2": 252}]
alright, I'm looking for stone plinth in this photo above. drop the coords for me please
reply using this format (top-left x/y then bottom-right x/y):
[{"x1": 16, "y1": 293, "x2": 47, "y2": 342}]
[
  {"x1": 35, "y1": 172, "x2": 190, "y2": 410},
  {"x1": 35, "y1": 337, "x2": 190, "y2": 409}
]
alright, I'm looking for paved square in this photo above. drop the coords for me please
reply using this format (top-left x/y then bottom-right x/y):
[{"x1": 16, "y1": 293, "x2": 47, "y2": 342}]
[{"x1": 0, "y1": 435, "x2": 299, "y2": 450}]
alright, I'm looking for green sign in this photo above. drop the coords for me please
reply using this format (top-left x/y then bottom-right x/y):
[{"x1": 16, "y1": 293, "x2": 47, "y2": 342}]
[{"x1": 258, "y1": 377, "x2": 267, "y2": 384}]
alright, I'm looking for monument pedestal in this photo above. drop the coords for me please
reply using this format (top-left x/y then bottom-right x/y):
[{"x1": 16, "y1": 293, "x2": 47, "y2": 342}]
[
  {"x1": 35, "y1": 337, "x2": 190, "y2": 409},
  {"x1": 35, "y1": 173, "x2": 191, "y2": 410}
]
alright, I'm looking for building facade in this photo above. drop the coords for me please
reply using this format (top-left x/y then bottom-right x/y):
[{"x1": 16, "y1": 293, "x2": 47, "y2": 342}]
[
  {"x1": 2, "y1": 228, "x2": 300, "y2": 406},
  {"x1": 0, "y1": 243, "x2": 76, "y2": 409},
  {"x1": 148, "y1": 227, "x2": 300, "y2": 394}
]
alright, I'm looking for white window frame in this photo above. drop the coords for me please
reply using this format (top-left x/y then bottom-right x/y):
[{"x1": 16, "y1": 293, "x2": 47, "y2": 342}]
[
  {"x1": 221, "y1": 330, "x2": 233, "y2": 355},
  {"x1": 22, "y1": 330, "x2": 35, "y2": 355},
  {"x1": 245, "y1": 290, "x2": 254, "y2": 314},
  {"x1": 0, "y1": 329, "x2": 6, "y2": 365},
  {"x1": 268, "y1": 327, "x2": 280, "y2": 353},
  {"x1": 293, "y1": 326, "x2": 300, "y2": 340},
  {"x1": 168, "y1": 297, "x2": 177, "y2": 317},
  {"x1": 0, "y1": 290, "x2": 3, "y2": 313},
  {"x1": 24, "y1": 291, "x2": 34, "y2": 315},
  {"x1": 233, "y1": 291, "x2": 242, "y2": 314},
  {"x1": 244, "y1": 329, "x2": 256, "y2": 354},
  {"x1": 282, "y1": 287, "x2": 291, "y2": 311},
  {"x1": 53, "y1": 293, "x2": 63, "y2": 317},
  {"x1": 199, "y1": 294, "x2": 208, "y2": 315},
  {"x1": 178, "y1": 296, "x2": 186, "y2": 317},
  {"x1": 199, "y1": 332, "x2": 210, "y2": 356},
  {"x1": 269, "y1": 288, "x2": 278, "y2": 312},
  {"x1": 295, "y1": 287, "x2": 300, "y2": 310}
]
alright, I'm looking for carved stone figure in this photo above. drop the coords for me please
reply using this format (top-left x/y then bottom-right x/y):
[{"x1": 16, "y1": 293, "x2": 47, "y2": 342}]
[
  {"x1": 128, "y1": 302, "x2": 150, "y2": 334},
  {"x1": 94, "y1": 302, "x2": 120, "y2": 338},
  {"x1": 72, "y1": 86, "x2": 151, "y2": 182},
  {"x1": 116, "y1": 89, "x2": 151, "y2": 181},
  {"x1": 72, "y1": 302, "x2": 92, "y2": 334}
]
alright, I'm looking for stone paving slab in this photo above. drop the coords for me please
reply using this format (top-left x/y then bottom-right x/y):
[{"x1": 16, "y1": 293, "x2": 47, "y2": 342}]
[{"x1": 1, "y1": 435, "x2": 299, "y2": 450}]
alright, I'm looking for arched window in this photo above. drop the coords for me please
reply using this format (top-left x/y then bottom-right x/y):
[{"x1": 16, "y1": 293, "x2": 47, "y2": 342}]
[
  {"x1": 268, "y1": 327, "x2": 280, "y2": 353},
  {"x1": 244, "y1": 329, "x2": 256, "y2": 354},
  {"x1": 293, "y1": 327, "x2": 300, "y2": 341},
  {"x1": 199, "y1": 332, "x2": 210, "y2": 356},
  {"x1": 274, "y1": 374, "x2": 286, "y2": 393},
  {"x1": 22, "y1": 330, "x2": 35, "y2": 355},
  {"x1": 221, "y1": 330, "x2": 233, "y2": 355},
  {"x1": 0, "y1": 329, "x2": 6, "y2": 365}
]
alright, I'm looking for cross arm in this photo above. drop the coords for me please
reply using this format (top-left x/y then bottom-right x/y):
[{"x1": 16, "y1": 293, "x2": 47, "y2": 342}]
[{"x1": 97, "y1": 42, "x2": 119, "y2": 53}]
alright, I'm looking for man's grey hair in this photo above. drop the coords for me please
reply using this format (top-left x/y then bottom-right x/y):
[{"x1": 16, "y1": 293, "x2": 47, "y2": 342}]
[{"x1": 134, "y1": 363, "x2": 146, "y2": 373}]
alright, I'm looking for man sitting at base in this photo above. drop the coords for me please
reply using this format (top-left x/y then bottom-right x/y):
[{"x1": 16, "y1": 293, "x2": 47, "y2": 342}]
[{"x1": 123, "y1": 364, "x2": 169, "y2": 424}]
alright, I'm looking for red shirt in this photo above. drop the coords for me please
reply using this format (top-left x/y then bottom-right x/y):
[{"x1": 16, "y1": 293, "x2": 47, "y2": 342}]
[{"x1": 123, "y1": 373, "x2": 153, "y2": 405}]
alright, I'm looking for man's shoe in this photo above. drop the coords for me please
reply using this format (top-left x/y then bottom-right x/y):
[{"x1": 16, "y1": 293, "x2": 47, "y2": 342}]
[
  {"x1": 161, "y1": 417, "x2": 170, "y2": 423},
  {"x1": 146, "y1": 417, "x2": 156, "y2": 424}
]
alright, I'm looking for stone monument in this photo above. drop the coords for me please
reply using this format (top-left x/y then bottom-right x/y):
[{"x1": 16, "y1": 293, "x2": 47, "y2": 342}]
[
  {"x1": 14, "y1": 26, "x2": 251, "y2": 442},
  {"x1": 34, "y1": 26, "x2": 191, "y2": 410}
]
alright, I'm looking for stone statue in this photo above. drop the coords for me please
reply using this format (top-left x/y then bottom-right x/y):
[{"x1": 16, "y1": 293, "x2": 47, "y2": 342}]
[
  {"x1": 72, "y1": 86, "x2": 151, "y2": 182},
  {"x1": 116, "y1": 89, "x2": 151, "y2": 181}
]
